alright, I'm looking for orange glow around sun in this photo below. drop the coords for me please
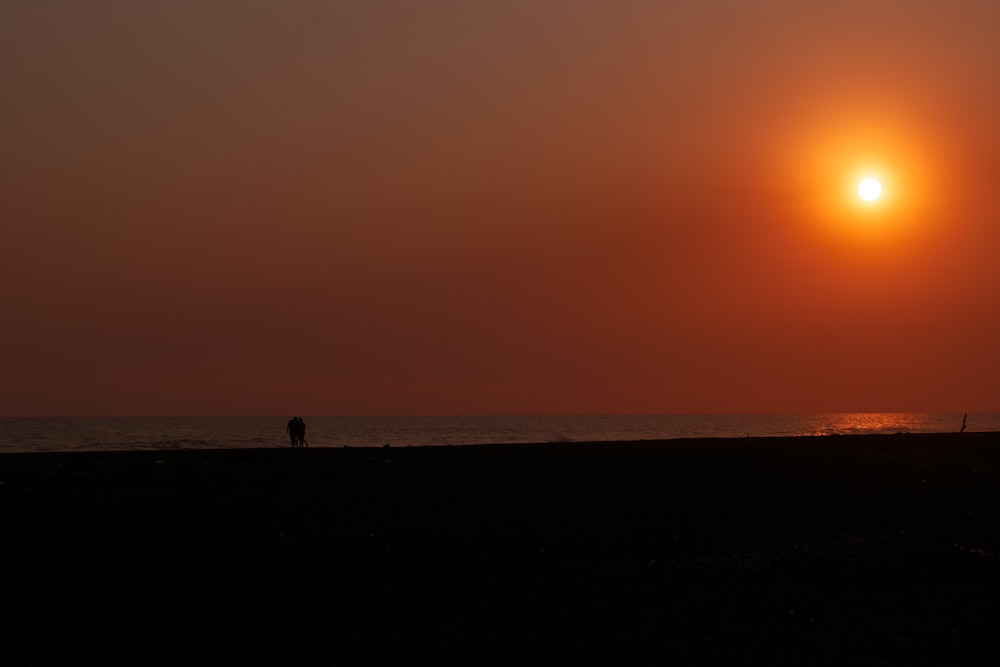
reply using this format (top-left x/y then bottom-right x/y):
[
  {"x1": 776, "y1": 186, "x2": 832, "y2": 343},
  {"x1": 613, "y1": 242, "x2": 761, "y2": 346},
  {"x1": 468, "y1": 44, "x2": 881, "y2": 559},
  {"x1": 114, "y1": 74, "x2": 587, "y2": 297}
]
[{"x1": 782, "y1": 107, "x2": 947, "y2": 246}]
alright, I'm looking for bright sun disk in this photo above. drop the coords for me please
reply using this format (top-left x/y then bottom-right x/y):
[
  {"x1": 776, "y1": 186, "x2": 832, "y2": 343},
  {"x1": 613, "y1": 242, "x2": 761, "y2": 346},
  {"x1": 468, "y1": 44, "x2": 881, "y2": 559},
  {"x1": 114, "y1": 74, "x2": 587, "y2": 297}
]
[{"x1": 858, "y1": 177, "x2": 882, "y2": 201}]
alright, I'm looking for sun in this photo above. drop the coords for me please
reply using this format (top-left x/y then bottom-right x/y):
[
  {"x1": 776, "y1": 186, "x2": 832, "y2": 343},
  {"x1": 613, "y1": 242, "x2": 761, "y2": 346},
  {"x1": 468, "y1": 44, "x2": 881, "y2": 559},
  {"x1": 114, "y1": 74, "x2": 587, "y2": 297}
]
[{"x1": 857, "y1": 177, "x2": 882, "y2": 202}]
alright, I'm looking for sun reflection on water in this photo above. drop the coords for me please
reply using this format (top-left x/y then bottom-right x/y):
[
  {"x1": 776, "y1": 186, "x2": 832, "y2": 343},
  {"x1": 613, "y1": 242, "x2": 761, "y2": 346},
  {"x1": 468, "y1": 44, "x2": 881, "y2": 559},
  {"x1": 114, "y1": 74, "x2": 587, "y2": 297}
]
[{"x1": 803, "y1": 413, "x2": 942, "y2": 437}]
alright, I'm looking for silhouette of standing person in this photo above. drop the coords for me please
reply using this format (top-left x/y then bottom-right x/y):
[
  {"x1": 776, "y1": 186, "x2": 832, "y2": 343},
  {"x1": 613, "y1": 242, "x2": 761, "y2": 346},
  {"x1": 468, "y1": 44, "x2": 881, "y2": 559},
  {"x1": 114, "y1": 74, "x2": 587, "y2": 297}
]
[
  {"x1": 287, "y1": 417, "x2": 299, "y2": 447},
  {"x1": 297, "y1": 416, "x2": 307, "y2": 447}
]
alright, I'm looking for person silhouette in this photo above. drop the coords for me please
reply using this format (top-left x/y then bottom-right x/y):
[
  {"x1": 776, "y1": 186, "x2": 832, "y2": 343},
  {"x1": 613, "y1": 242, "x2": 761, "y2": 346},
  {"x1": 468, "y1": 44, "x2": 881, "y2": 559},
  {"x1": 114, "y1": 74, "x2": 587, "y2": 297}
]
[
  {"x1": 287, "y1": 417, "x2": 299, "y2": 447},
  {"x1": 297, "y1": 417, "x2": 308, "y2": 447}
]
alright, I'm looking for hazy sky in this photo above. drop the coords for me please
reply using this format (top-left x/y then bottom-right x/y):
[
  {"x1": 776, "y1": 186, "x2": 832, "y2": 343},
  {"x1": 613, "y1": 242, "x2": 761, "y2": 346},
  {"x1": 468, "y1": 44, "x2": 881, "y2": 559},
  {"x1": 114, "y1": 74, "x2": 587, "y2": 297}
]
[{"x1": 3, "y1": 1, "x2": 1000, "y2": 416}]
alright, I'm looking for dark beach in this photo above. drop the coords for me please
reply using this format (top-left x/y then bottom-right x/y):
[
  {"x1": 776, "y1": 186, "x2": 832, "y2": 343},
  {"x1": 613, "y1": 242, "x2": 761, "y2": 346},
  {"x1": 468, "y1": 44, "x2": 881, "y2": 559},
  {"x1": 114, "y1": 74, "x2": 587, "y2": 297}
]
[{"x1": 3, "y1": 433, "x2": 1000, "y2": 665}]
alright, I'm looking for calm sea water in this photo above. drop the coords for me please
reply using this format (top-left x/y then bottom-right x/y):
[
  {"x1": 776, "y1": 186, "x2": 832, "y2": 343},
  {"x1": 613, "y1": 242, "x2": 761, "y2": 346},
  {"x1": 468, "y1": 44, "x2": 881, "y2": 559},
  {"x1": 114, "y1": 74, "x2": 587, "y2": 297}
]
[{"x1": 0, "y1": 414, "x2": 992, "y2": 453}]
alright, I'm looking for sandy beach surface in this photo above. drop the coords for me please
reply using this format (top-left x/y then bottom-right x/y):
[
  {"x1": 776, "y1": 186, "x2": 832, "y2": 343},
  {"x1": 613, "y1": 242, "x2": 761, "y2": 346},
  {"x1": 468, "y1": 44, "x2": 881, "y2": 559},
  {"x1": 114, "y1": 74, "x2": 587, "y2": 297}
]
[{"x1": 3, "y1": 433, "x2": 1000, "y2": 665}]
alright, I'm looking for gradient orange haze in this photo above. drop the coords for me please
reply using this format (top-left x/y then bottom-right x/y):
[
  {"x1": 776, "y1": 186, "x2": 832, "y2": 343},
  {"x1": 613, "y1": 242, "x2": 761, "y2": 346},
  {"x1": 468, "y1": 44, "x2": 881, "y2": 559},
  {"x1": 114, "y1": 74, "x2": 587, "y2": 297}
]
[{"x1": 2, "y1": 1, "x2": 999, "y2": 416}]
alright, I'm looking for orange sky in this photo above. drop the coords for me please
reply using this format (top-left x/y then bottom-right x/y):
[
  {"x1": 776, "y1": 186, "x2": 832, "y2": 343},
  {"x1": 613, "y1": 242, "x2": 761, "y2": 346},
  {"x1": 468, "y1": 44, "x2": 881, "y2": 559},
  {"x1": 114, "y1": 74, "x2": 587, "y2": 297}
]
[{"x1": 3, "y1": 1, "x2": 1000, "y2": 416}]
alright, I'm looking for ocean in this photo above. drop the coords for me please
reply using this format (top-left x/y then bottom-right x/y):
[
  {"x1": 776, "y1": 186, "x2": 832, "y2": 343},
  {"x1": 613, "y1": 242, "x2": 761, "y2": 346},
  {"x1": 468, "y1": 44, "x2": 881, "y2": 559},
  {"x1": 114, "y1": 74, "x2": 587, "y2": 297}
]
[{"x1": 0, "y1": 413, "x2": 992, "y2": 453}]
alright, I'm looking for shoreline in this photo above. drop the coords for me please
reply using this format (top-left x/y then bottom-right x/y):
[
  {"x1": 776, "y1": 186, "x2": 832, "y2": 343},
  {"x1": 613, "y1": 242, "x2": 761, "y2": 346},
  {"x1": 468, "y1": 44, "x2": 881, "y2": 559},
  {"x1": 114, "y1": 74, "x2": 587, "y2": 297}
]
[
  {"x1": 0, "y1": 427, "x2": 991, "y2": 454},
  {"x1": 3, "y1": 432, "x2": 1000, "y2": 664},
  {"x1": 0, "y1": 413, "x2": 988, "y2": 453}
]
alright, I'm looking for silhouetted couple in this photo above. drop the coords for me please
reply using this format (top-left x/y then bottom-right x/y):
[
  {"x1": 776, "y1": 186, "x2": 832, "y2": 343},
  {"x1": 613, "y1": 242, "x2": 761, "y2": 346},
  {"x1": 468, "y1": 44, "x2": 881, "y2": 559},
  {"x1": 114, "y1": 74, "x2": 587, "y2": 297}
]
[{"x1": 287, "y1": 416, "x2": 307, "y2": 447}]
